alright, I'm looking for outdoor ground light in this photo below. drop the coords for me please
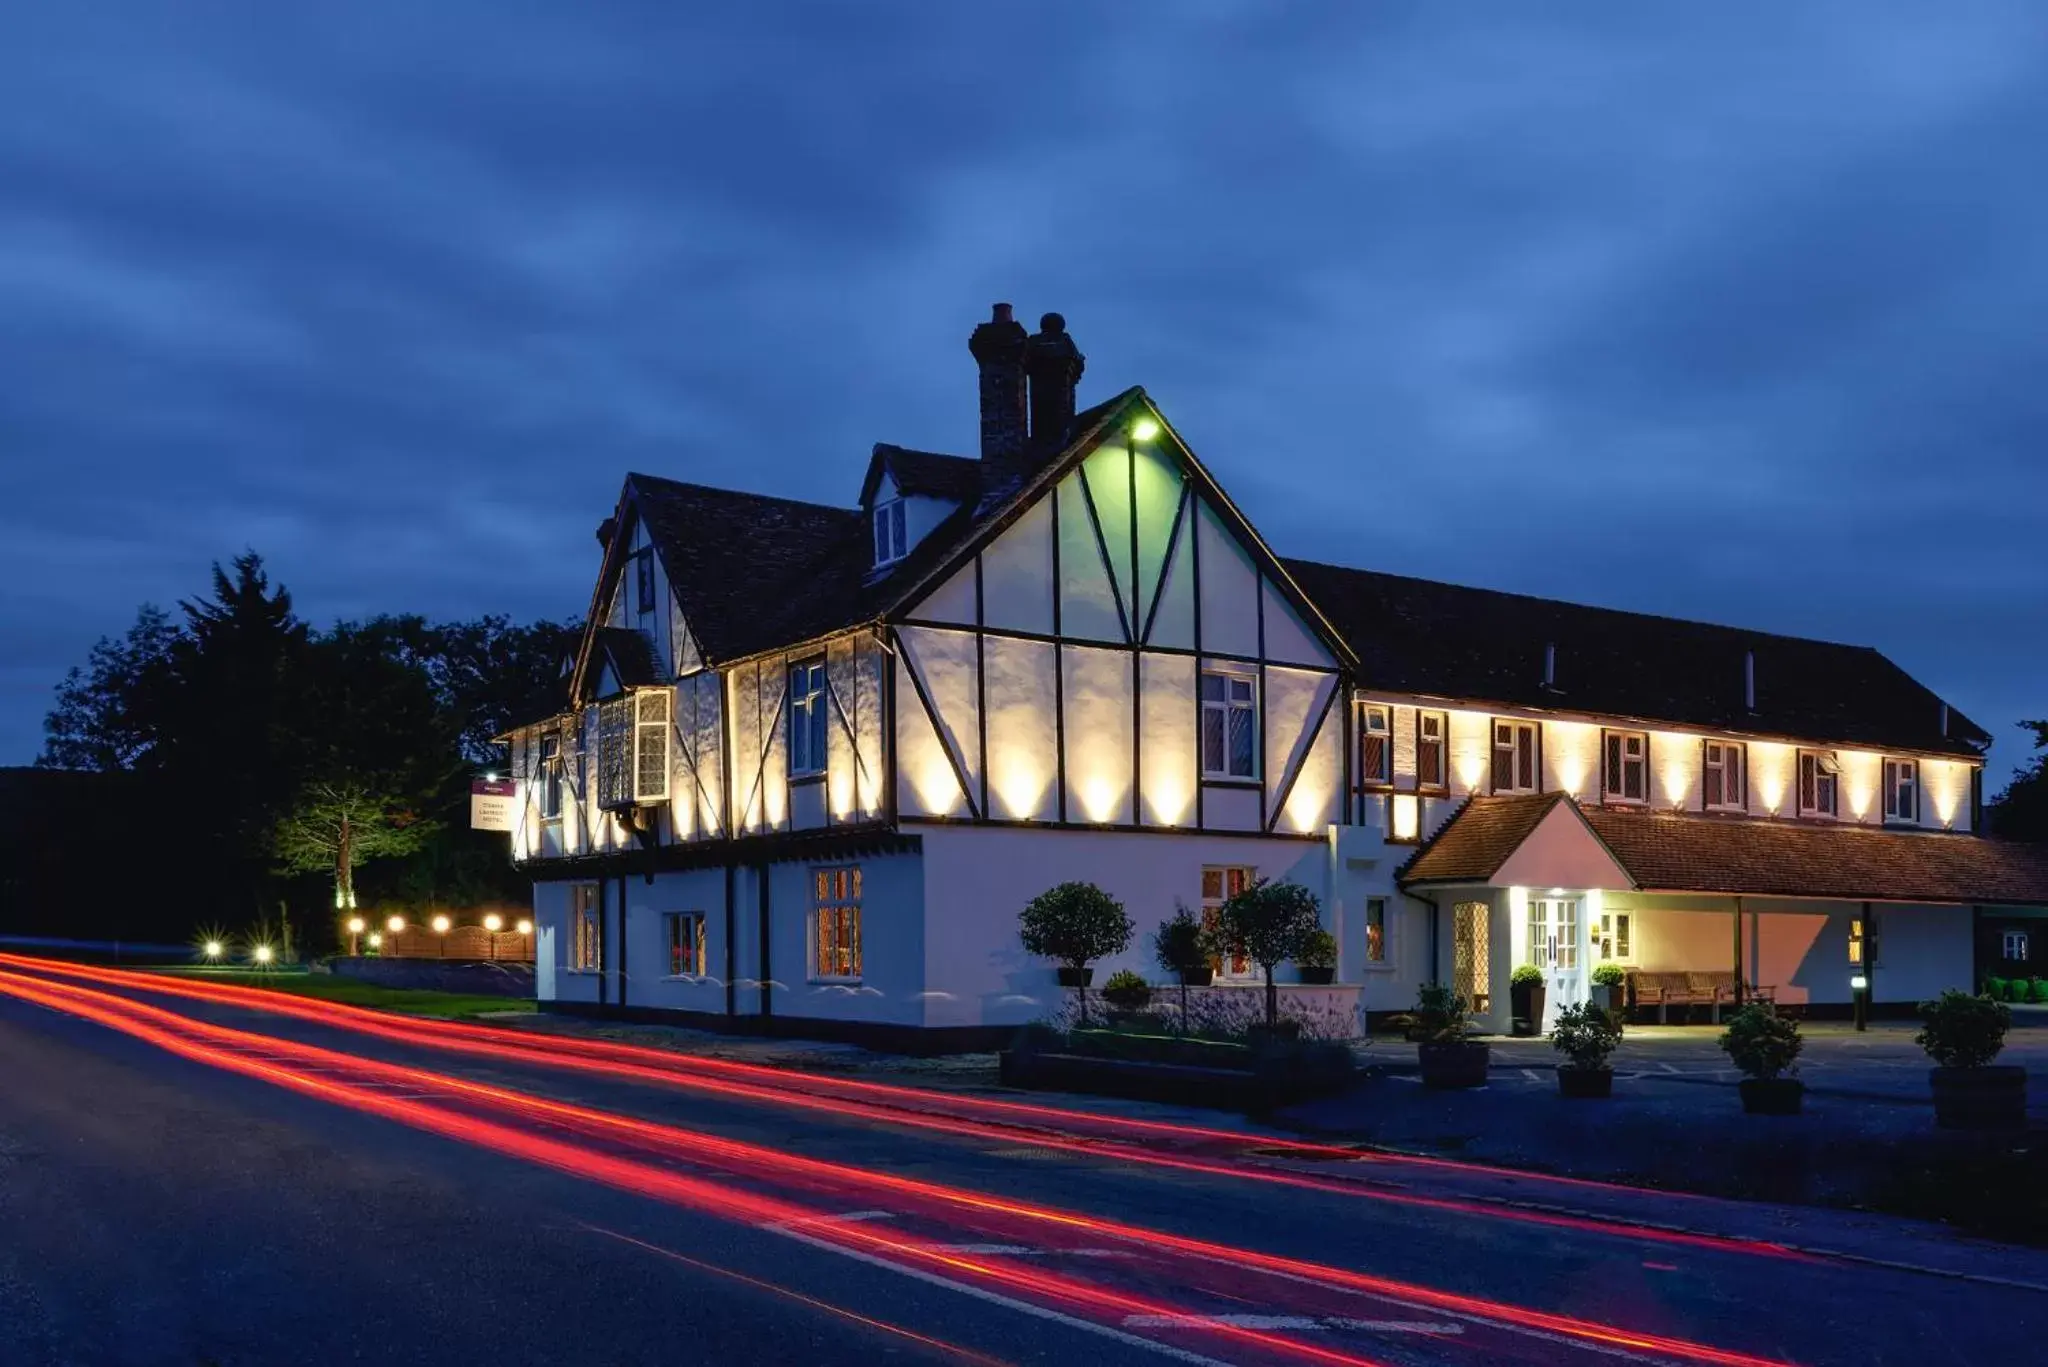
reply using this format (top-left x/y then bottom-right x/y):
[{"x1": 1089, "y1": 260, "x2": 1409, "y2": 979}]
[
  {"x1": 516, "y1": 919, "x2": 533, "y2": 936},
  {"x1": 387, "y1": 915, "x2": 405, "y2": 934},
  {"x1": 252, "y1": 944, "x2": 274, "y2": 965},
  {"x1": 483, "y1": 913, "x2": 503, "y2": 932},
  {"x1": 431, "y1": 914, "x2": 452, "y2": 934},
  {"x1": 366, "y1": 932, "x2": 382, "y2": 949},
  {"x1": 202, "y1": 940, "x2": 224, "y2": 960}
]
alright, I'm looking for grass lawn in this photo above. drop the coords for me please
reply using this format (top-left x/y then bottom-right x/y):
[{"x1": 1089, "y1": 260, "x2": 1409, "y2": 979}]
[{"x1": 151, "y1": 966, "x2": 534, "y2": 1019}]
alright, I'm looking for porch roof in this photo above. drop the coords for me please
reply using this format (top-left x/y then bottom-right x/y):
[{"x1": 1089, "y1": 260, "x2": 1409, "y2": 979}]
[{"x1": 1400, "y1": 794, "x2": 2048, "y2": 906}]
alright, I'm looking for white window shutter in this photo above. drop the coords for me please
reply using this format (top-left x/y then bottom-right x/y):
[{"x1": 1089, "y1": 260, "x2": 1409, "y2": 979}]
[{"x1": 634, "y1": 688, "x2": 672, "y2": 804}]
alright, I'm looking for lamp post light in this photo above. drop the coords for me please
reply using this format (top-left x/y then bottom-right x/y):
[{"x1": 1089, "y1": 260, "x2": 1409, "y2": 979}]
[
  {"x1": 431, "y1": 914, "x2": 451, "y2": 959},
  {"x1": 1851, "y1": 973, "x2": 1869, "y2": 1031},
  {"x1": 483, "y1": 913, "x2": 504, "y2": 961},
  {"x1": 252, "y1": 944, "x2": 274, "y2": 967},
  {"x1": 346, "y1": 916, "x2": 366, "y2": 956},
  {"x1": 202, "y1": 939, "x2": 224, "y2": 962}
]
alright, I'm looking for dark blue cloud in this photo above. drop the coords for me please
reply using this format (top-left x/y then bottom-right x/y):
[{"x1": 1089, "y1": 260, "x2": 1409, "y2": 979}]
[{"x1": 2, "y1": 2, "x2": 2042, "y2": 784}]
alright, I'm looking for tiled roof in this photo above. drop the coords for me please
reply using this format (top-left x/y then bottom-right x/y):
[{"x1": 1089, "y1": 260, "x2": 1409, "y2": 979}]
[
  {"x1": 1399, "y1": 793, "x2": 1568, "y2": 884},
  {"x1": 860, "y1": 445, "x2": 986, "y2": 506},
  {"x1": 1401, "y1": 795, "x2": 2048, "y2": 906},
  {"x1": 592, "y1": 626, "x2": 663, "y2": 691},
  {"x1": 1282, "y1": 559, "x2": 1986, "y2": 759}
]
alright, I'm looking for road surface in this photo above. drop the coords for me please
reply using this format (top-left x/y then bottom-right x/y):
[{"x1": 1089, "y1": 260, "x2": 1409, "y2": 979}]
[{"x1": 1, "y1": 956, "x2": 2043, "y2": 1367}]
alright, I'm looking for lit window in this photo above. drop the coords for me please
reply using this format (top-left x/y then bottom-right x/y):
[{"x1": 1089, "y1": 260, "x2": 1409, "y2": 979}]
[
  {"x1": 1201, "y1": 673, "x2": 1258, "y2": 780},
  {"x1": 1529, "y1": 898, "x2": 1578, "y2": 970},
  {"x1": 1883, "y1": 758, "x2": 1919, "y2": 823},
  {"x1": 1360, "y1": 705, "x2": 1392, "y2": 788},
  {"x1": 635, "y1": 548, "x2": 656, "y2": 614},
  {"x1": 873, "y1": 500, "x2": 908, "y2": 566},
  {"x1": 1602, "y1": 731, "x2": 1648, "y2": 804},
  {"x1": 1201, "y1": 866, "x2": 1256, "y2": 978},
  {"x1": 539, "y1": 732, "x2": 563, "y2": 820},
  {"x1": 789, "y1": 661, "x2": 828, "y2": 777},
  {"x1": 1703, "y1": 741, "x2": 1744, "y2": 811},
  {"x1": 665, "y1": 912, "x2": 706, "y2": 977},
  {"x1": 1848, "y1": 915, "x2": 1865, "y2": 967},
  {"x1": 1492, "y1": 720, "x2": 1537, "y2": 794},
  {"x1": 569, "y1": 884, "x2": 601, "y2": 972},
  {"x1": 2005, "y1": 930, "x2": 2030, "y2": 963},
  {"x1": 1798, "y1": 750, "x2": 1840, "y2": 818},
  {"x1": 1416, "y1": 711, "x2": 1448, "y2": 790},
  {"x1": 1364, "y1": 897, "x2": 1386, "y2": 963},
  {"x1": 1598, "y1": 911, "x2": 1634, "y2": 963},
  {"x1": 813, "y1": 866, "x2": 862, "y2": 980}
]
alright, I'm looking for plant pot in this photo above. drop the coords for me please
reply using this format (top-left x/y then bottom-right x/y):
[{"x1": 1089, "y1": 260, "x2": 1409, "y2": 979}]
[
  {"x1": 1055, "y1": 966, "x2": 1093, "y2": 989},
  {"x1": 1297, "y1": 966, "x2": 1336, "y2": 985},
  {"x1": 1557, "y1": 1066, "x2": 1613, "y2": 1099},
  {"x1": 1180, "y1": 965, "x2": 1214, "y2": 988},
  {"x1": 1510, "y1": 980, "x2": 1547, "y2": 1036},
  {"x1": 1738, "y1": 1077, "x2": 1804, "y2": 1115},
  {"x1": 1930, "y1": 1065, "x2": 2027, "y2": 1131},
  {"x1": 1588, "y1": 984, "x2": 1619, "y2": 1016},
  {"x1": 1418, "y1": 1039, "x2": 1491, "y2": 1089}
]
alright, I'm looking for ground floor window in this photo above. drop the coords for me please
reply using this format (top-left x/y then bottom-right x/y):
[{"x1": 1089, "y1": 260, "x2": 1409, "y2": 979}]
[
  {"x1": 665, "y1": 912, "x2": 706, "y2": 977},
  {"x1": 1201, "y1": 865, "x2": 1256, "y2": 977},
  {"x1": 1849, "y1": 914, "x2": 1866, "y2": 967},
  {"x1": 813, "y1": 866, "x2": 862, "y2": 980},
  {"x1": 1452, "y1": 900, "x2": 1490, "y2": 1013},
  {"x1": 1597, "y1": 910, "x2": 1633, "y2": 963},
  {"x1": 569, "y1": 883, "x2": 601, "y2": 972},
  {"x1": 2002, "y1": 929, "x2": 2028, "y2": 963},
  {"x1": 1364, "y1": 897, "x2": 1386, "y2": 963}
]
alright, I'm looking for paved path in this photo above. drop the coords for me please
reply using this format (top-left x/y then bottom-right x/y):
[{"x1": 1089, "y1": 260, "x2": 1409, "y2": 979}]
[{"x1": 4, "y1": 957, "x2": 2048, "y2": 1366}]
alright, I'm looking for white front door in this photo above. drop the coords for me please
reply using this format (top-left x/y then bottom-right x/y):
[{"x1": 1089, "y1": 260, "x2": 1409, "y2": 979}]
[{"x1": 1527, "y1": 897, "x2": 1587, "y2": 1029}]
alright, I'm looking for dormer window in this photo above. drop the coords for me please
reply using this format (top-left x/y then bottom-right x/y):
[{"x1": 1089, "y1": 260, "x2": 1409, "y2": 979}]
[{"x1": 873, "y1": 499, "x2": 908, "y2": 567}]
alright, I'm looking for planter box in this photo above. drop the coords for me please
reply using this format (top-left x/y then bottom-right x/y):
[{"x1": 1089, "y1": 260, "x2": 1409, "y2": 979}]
[
  {"x1": 1557, "y1": 1066, "x2": 1613, "y2": 1099},
  {"x1": 1510, "y1": 981, "x2": 1547, "y2": 1036},
  {"x1": 1418, "y1": 1039, "x2": 1491, "y2": 1089},
  {"x1": 1588, "y1": 983, "x2": 1621, "y2": 1017},
  {"x1": 1930, "y1": 1066, "x2": 2027, "y2": 1131},
  {"x1": 1738, "y1": 1077, "x2": 1805, "y2": 1115}
]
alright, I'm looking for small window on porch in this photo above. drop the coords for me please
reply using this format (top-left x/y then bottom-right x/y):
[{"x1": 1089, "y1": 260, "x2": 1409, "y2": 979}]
[
  {"x1": 1360, "y1": 705, "x2": 1392, "y2": 788},
  {"x1": 1598, "y1": 910, "x2": 1634, "y2": 963},
  {"x1": 2004, "y1": 930, "x2": 2030, "y2": 963}
]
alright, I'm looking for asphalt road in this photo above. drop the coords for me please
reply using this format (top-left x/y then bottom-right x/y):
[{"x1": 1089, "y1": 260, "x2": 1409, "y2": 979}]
[{"x1": 2, "y1": 962, "x2": 2045, "y2": 1367}]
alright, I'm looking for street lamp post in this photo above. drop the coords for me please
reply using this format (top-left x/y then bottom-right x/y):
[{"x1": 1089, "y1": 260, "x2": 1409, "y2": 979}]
[{"x1": 345, "y1": 916, "x2": 366, "y2": 957}]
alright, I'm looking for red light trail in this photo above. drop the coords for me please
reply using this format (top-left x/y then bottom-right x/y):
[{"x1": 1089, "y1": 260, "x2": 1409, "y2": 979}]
[
  {"x1": 0, "y1": 966, "x2": 1797, "y2": 1367},
  {"x1": 0, "y1": 953, "x2": 1795, "y2": 1267}
]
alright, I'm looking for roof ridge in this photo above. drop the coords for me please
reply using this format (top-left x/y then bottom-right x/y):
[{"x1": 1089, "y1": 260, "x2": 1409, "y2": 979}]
[{"x1": 626, "y1": 471, "x2": 857, "y2": 517}]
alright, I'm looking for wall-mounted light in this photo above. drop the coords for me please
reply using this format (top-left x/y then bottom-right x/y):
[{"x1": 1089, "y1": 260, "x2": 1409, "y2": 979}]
[{"x1": 1130, "y1": 416, "x2": 1161, "y2": 443}]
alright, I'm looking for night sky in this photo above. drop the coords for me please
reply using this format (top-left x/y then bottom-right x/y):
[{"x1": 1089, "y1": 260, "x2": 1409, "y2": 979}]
[{"x1": 5, "y1": 4, "x2": 2043, "y2": 782}]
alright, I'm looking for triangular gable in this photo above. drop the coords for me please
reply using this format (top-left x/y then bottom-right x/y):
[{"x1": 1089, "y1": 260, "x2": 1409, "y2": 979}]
[
  {"x1": 884, "y1": 389, "x2": 1356, "y2": 669},
  {"x1": 1490, "y1": 800, "x2": 1637, "y2": 891}
]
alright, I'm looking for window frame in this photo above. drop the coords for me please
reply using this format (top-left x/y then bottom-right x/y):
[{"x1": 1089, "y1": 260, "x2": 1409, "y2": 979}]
[
  {"x1": 1883, "y1": 757, "x2": 1920, "y2": 824},
  {"x1": 1702, "y1": 740, "x2": 1746, "y2": 813},
  {"x1": 1200, "y1": 865, "x2": 1259, "y2": 980},
  {"x1": 812, "y1": 865, "x2": 863, "y2": 982},
  {"x1": 872, "y1": 499, "x2": 908, "y2": 567},
  {"x1": 633, "y1": 547, "x2": 656, "y2": 616},
  {"x1": 1200, "y1": 670, "x2": 1260, "y2": 782},
  {"x1": 2003, "y1": 929, "x2": 2030, "y2": 963},
  {"x1": 1797, "y1": 749, "x2": 1840, "y2": 819},
  {"x1": 1600, "y1": 729, "x2": 1649, "y2": 805},
  {"x1": 1359, "y1": 704, "x2": 1392, "y2": 790},
  {"x1": 663, "y1": 911, "x2": 707, "y2": 978},
  {"x1": 1597, "y1": 910, "x2": 1635, "y2": 964},
  {"x1": 788, "y1": 659, "x2": 829, "y2": 779},
  {"x1": 1490, "y1": 719, "x2": 1539, "y2": 795},
  {"x1": 1363, "y1": 896, "x2": 1389, "y2": 967},
  {"x1": 539, "y1": 731, "x2": 563, "y2": 821},
  {"x1": 568, "y1": 883, "x2": 601, "y2": 974},
  {"x1": 1415, "y1": 710, "x2": 1449, "y2": 792}
]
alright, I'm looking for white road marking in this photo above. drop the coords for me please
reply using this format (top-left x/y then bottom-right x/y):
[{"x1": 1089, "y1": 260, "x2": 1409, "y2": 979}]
[
  {"x1": 1658, "y1": 1062, "x2": 1682, "y2": 1074},
  {"x1": 1328, "y1": 1319, "x2": 1465, "y2": 1335},
  {"x1": 933, "y1": 1244, "x2": 1135, "y2": 1259},
  {"x1": 759, "y1": 1209, "x2": 894, "y2": 1232},
  {"x1": 1520, "y1": 1068, "x2": 1543, "y2": 1083},
  {"x1": 1124, "y1": 1314, "x2": 1463, "y2": 1335},
  {"x1": 772, "y1": 1226, "x2": 1239, "y2": 1367}
]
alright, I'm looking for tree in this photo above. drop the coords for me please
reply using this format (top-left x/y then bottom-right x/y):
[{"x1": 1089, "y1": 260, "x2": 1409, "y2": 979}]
[
  {"x1": 38, "y1": 605, "x2": 180, "y2": 771},
  {"x1": 421, "y1": 615, "x2": 582, "y2": 766},
  {"x1": 1153, "y1": 902, "x2": 1209, "y2": 1031},
  {"x1": 274, "y1": 781, "x2": 435, "y2": 939},
  {"x1": 1019, "y1": 881, "x2": 1133, "y2": 1024},
  {"x1": 1987, "y1": 721, "x2": 2048, "y2": 841},
  {"x1": 1214, "y1": 878, "x2": 1322, "y2": 1028}
]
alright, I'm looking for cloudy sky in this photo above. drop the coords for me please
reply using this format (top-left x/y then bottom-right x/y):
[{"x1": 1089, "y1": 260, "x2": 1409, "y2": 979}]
[{"x1": 4, "y1": 3, "x2": 2043, "y2": 783}]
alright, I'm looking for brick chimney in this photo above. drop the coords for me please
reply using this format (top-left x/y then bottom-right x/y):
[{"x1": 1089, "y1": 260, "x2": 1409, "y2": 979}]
[
  {"x1": 1025, "y1": 311, "x2": 1085, "y2": 451},
  {"x1": 968, "y1": 302, "x2": 1029, "y2": 463}
]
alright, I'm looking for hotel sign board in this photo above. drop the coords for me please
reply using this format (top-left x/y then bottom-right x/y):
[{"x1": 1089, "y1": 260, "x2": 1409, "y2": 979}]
[{"x1": 470, "y1": 778, "x2": 518, "y2": 832}]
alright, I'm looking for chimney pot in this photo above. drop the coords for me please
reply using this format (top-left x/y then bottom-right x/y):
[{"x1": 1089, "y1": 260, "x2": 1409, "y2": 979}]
[
  {"x1": 969, "y1": 303, "x2": 1030, "y2": 464},
  {"x1": 1025, "y1": 311, "x2": 1086, "y2": 452},
  {"x1": 992, "y1": 302, "x2": 1013, "y2": 323}
]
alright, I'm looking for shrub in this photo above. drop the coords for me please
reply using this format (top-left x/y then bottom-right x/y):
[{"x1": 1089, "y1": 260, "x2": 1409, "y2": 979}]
[
  {"x1": 1719, "y1": 1003, "x2": 1801, "y2": 1081},
  {"x1": 1296, "y1": 928, "x2": 1338, "y2": 970},
  {"x1": 1101, "y1": 969, "x2": 1153, "y2": 1012},
  {"x1": 1413, "y1": 982, "x2": 1472, "y2": 1042},
  {"x1": 1550, "y1": 1001, "x2": 1623, "y2": 1070},
  {"x1": 1153, "y1": 904, "x2": 1209, "y2": 981},
  {"x1": 2034, "y1": 977, "x2": 2048, "y2": 1005},
  {"x1": 1511, "y1": 963, "x2": 1546, "y2": 987},
  {"x1": 1916, "y1": 990, "x2": 2011, "y2": 1068},
  {"x1": 1590, "y1": 962, "x2": 1628, "y2": 988},
  {"x1": 1213, "y1": 879, "x2": 1322, "y2": 1027},
  {"x1": 1984, "y1": 976, "x2": 2008, "y2": 1001},
  {"x1": 2017, "y1": 978, "x2": 2039, "y2": 1004}
]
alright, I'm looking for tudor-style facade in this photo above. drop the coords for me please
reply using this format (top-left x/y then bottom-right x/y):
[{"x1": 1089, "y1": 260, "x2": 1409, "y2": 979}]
[{"x1": 501, "y1": 303, "x2": 2048, "y2": 1045}]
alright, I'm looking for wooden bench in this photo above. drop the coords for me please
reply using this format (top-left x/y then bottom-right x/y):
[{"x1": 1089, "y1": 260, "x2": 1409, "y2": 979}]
[{"x1": 1629, "y1": 971, "x2": 1755, "y2": 1023}]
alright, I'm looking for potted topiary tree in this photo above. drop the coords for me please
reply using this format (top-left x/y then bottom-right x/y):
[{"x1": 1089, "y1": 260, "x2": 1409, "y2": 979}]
[
  {"x1": 1917, "y1": 989, "x2": 2024, "y2": 1130},
  {"x1": 1589, "y1": 962, "x2": 1627, "y2": 1018},
  {"x1": 1414, "y1": 981, "x2": 1490, "y2": 1088},
  {"x1": 1550, "y1": 1001, "x2": 1622, "y2": 1098},
  {"x1": 1153, "y1": 904, "x2": 1211, "y2": 1032},
  {"x1": 1510, "y1": 963, "x2": 1547, "y2": 1036},
  {"x1": 1295, "y1": 928, "x2": 1338, "y2": 985},
  {"x1": 1719, "y1": 1003, "x2": 1803, "y2": 1114},
  {"x1": 1213, "y1": 878, "x2": 1322, "y2": 1032},
  {"x1": 1019, "y1": 881, "x2": 1133, "y2": 1025}
]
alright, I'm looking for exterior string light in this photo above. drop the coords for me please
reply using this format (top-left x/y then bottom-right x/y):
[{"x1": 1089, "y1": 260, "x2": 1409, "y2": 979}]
[
  {"x1": 431, "y1": 915, "x2": 452, "y2": 934},
  {"x1": 483, "y1": 914, "x2": 504, "y2": 933},
  {"x1": 387, "y1": 915, "x2": 406, "y2": 934}
]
